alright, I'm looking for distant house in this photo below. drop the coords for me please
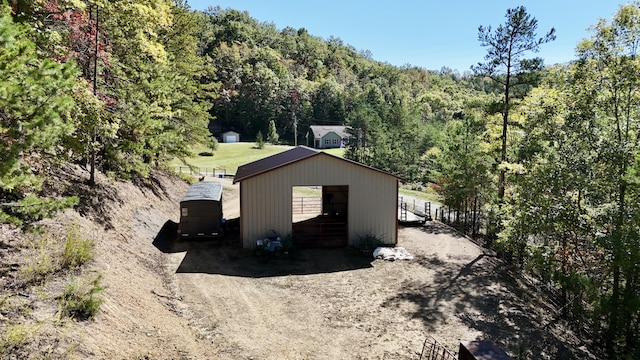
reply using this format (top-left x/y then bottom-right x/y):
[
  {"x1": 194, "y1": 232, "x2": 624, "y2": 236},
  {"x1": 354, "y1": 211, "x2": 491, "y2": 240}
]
[
  {"x1": 308, "y1": 125, "x2": 350, "y2": 149},
  {"x1": 221, "y1": 131, "x2": 240, "y2": 143}
]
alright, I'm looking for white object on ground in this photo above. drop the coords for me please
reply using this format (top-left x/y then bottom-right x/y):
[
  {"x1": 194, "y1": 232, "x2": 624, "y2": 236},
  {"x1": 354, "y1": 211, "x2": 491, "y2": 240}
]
[{"x1": 373, "y1": 247, "x2": 414, "y2": 261}]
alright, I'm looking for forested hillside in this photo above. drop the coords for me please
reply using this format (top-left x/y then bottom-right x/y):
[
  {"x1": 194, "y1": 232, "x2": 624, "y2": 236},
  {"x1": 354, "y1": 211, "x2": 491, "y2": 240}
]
[
  {"x1": 198, "y1": 5, "x2": 498, "y2": 179},
  {"x1": 1, "y1": 0, "x2": 640, "y2": 358}
]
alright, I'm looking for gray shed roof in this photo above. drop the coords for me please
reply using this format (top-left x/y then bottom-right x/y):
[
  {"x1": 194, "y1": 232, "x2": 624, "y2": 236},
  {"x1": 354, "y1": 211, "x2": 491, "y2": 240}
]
[
  {"x1": 233, "y1": 146, "x2": 402, "y2": 183},
  {"x1": 181, "y1": 181, "x2": 222, "y2": 202}
]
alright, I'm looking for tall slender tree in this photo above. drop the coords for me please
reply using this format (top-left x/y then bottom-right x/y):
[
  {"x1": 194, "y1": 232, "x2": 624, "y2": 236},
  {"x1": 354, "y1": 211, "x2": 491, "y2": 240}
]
[
  {"x1": 573, "y1": 3, "x2": 640, "y2": 355},
  {"x1": 472, "y1": 6, "x2": 555, "y2": 200},
  {"x1": 501, "y1": 4, "x2": 640, "y2": 357}
]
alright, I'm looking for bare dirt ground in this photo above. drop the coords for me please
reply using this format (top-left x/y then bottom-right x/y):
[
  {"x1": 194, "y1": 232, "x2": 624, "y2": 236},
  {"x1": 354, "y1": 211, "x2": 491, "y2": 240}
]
[{"x1": 1, "y1": 169, "x2": 595, "y2": 359}]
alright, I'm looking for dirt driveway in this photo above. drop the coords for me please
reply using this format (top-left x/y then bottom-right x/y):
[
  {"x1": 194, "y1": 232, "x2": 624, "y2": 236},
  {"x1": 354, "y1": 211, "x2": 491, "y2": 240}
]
[{"x1": 152, "y1": 179, "x2": 588, "y2": 359}]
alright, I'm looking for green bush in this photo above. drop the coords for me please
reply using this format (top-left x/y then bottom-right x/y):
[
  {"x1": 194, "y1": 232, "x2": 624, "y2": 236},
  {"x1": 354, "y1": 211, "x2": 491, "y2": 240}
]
[
  {"x1": 19, "y1": 226, "x2": 94, "y2": 285},
  {"x1": 59, "y1": 275, "x2": 105, "y2": 321},
  {"x1": 61, "y1": 226, "x2": 94, "y2": 269},
  {"x1": 19, "y1": 235, "x2": 58, "y2": 285},
  {"x1": 255, "y1": 131, "x2": 265, "y2": 149},
  {"x1": 0, "y1": 194, "x2": 79, "y2": 227},
  {"x1": 209, "y1": 136, "x2": 219, "y2": 152},
  {"x1": 357, "y1": 234, "x2": 384, "y2": 251},
  {"x1": 169, "y1": 167, "x2": 196, "y2": 184}
]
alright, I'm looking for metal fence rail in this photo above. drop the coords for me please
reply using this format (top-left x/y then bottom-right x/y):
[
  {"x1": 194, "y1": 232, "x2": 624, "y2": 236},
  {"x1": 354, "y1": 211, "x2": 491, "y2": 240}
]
[
  {"x1": 173, "y1": 165, "x2": 232, "y2": 177},
  {"x1": 419, "y1": 336, "x2": 457, "y2": 360},
  {"x1": 292, "y1": 197, "x2": 322, "y2": 214},
  {"x1": 398, "y1": 197, "x2": 433, "y2": 222}
]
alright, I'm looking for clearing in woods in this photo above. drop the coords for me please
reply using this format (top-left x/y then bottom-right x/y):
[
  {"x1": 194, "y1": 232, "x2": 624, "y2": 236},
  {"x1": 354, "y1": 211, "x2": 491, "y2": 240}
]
[
  {"x1": 0, "y1": 170, "x2": 594, "y2": 359},
  {"x1": 151, "y1": 177, "x2": 592, "y2": 359}
]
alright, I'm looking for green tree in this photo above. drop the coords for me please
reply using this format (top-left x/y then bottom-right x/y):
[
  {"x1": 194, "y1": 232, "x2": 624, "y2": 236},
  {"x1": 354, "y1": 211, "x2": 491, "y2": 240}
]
[
  {"x1": 82, "y1": 0, "x2": 212, "y2": 178},
  {"x1": 267, "y1": 119, "x2": 279, "y2": 144},
  {"x1": 0, "y1": 2, "x2": 79, "y2": 224},
  {"x1": 573, "y1": 4, "x2": 640, "y2": 355},
  {"x1": 472, "y1": 6, "x2": 556, "y2": 200},
  {"x1": 0, "y1": 3, "x2": 77, "y2": 191},
  {"x1": 255, "y1": 130, "x2": 265, "y2": 149},
  {"x1": 435, "y1": 111, "x2": 492, "y2": 217},
  {"x1": 209, "y1": 136, "x2": 219, "y2": 153},
  {"x1": 501, "y1": 4, "x2": 640, "y2": 357}
]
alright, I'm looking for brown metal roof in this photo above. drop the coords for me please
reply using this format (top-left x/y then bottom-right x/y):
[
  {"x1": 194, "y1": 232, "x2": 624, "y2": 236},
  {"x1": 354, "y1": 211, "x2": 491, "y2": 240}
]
[
  {"x1": 233, "y1": 146, "x2": 319, "y2": 183},
  {"x1": 233, "y1": 145, "x2": 402, "y2": 183}
]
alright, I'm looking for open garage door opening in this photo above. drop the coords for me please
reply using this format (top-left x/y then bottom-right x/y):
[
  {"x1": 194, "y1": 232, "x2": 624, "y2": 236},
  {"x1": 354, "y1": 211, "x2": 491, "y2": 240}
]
[{"x1": 291, "y1": 185, "x2": 348, "y2": 248}]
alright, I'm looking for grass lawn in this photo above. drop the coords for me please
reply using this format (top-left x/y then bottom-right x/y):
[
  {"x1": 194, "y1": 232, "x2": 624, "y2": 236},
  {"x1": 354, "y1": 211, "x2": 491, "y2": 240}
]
[
  {"x1": 398, "y1": 186, "x2": 441, "y2": 204},
  {"x1": 172, "y1": 142, "x2": 439, "y2": 203},
  {"x1": 172, "y1": 143, "x2": 290, "y2": 175},
  {"x1": 318, "y1": 147, "x2": 345, "y2": 157},
  {"x1": 172, "y1": 142, "x2": 345, "y2": 175}
]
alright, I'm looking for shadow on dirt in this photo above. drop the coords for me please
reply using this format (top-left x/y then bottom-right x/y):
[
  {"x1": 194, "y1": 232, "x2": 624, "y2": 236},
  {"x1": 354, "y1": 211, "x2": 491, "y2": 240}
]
[
  {"x1": 383, "y1": 251, "x2": 592, "y2": 359},
  {"x1": 153, "y1": 220, "x2": 374, "y2": 277},
  {"x1": 419, "y1": 221, "x2": 465, "y2": 238},
  {"x1": 132, "y1": 170, "x2": 174, "y2": 200}
]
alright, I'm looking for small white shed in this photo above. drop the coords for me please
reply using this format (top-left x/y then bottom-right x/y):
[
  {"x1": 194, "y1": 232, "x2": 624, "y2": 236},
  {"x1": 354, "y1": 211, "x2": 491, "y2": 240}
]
[{"x1": 222, "y1": 131, "x2": 240, "y2": 143}]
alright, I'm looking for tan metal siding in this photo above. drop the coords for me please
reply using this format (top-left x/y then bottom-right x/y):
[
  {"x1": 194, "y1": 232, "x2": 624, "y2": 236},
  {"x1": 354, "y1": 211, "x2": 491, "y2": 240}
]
[{"x1": 240, "y1": 153, "x2": 397, "y2": 248}]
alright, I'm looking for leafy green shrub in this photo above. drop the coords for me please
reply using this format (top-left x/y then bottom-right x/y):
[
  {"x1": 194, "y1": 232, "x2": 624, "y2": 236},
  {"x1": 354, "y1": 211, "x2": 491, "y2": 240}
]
[
  {"x1": 267, "y1": 119, "x2": 279, "y2": 144},
  {"x1": 209, "y1": 136, "x2": 219, "y2": 152},
  {"x1": 59, "y1": 275, "x2": 105, "y2": 321},
  {"x1": 169, "y1": 167, "x2": 196, "y2": 184},
  {"x1": 255, "y1": 131, "x2": 265, "y2": 149}
]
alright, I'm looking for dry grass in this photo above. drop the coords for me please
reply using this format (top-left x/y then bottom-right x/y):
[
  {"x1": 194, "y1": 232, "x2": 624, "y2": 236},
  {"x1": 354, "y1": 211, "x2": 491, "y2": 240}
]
[
  {"x1": 19, "y1": 226, "x2": 94, "y2": 285},
  {"x1": 0, "y1": 222, "x2": 100, "y2": 358}
]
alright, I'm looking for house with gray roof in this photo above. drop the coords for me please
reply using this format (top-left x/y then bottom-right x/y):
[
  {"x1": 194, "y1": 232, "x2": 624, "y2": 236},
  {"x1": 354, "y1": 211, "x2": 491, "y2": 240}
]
[{"x1": 308, "y1": 125, "x2": 350, "y2": 149}]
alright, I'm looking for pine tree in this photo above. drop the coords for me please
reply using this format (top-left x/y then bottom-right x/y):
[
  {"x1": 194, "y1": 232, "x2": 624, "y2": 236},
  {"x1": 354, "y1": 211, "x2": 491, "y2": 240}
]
[
  {"x1": 0, "y1": 3, "x2": 77, "y2": 191},
  {"x1": 267, "y1": 119, "x2": 279, "y2": 144},
  {"x1": 472, "y1": 6, "x2": 555, "y2": 200}
]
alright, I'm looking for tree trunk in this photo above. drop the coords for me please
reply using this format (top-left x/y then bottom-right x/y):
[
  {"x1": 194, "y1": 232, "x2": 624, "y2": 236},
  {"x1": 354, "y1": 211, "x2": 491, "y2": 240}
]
[
  {"x1": 88, "y1": 4, "x2": 99, "y2": 187},
  {"x1": 498, "y1": 69, "x2": 510, "y2": 200}
]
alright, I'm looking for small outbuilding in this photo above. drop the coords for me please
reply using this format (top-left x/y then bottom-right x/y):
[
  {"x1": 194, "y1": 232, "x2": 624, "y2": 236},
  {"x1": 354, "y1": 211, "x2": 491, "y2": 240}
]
[
  {"x1": 178, "y1": 181, "x2": 223, "y2": 238},
  {"x1": 233, "y1": 146, "x2": 400, "y2": 249},
  {"x1": 221, "y1": 130, "x2": 241, "y2": 143}
]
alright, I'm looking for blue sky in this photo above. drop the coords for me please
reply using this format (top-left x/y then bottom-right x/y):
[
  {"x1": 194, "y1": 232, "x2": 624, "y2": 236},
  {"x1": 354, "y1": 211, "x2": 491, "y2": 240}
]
[{"x1": 185, "y1": 1, "x2": 625, "y2": 72}]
